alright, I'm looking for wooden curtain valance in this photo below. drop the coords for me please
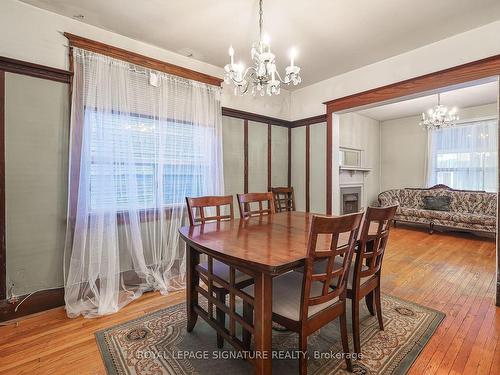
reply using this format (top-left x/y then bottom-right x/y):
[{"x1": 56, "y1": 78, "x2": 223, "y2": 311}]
[{"x1": 64, "y1": 33, "x2": 223, "y2": 87}]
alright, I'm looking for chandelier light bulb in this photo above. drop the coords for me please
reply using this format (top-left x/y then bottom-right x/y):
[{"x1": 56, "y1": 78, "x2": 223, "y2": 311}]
[
  {"x1": 228, "y1": 45, "x2": 234, "y2": 65},
  {"x1": 263, "y1": 33, "x2": 270, "y2": 44},
  {"x1": 290, "y1": 47, "x2": 297, "y2": 67}
]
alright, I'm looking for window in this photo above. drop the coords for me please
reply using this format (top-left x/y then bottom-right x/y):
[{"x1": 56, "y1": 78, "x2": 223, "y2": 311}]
[
  {"x1": 427, "y1": 119, "x2": 498, "y2": 192},
  {"x1": 87, "y1": 109, "x2": 210, "y2": 212}
]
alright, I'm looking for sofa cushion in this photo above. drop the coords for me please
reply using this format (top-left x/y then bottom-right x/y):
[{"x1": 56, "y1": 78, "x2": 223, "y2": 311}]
[
  {"x1": 451, "y1": 213, "x2": 496, "y2": 226},
  {"x1": 399, "y1": 207, "x2": 434, "y2": 219},
  {"x1": 422, "y1": 196, "x2": 451, "y2": 211}
]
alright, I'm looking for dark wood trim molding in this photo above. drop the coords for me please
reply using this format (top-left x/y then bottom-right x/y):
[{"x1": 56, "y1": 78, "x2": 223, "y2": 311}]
[
  {"x1": 0, "y1": 288, "x2": 64, "y2": 322},
  {"x1": 221, "y1": 107, "x2": 327, "y2": 130},
  {"x1": 305, "y1": 125, "x2": 310, "y2": 213},
  {"x1": 64, "y1": 33, "x2": 223, "y2": 87},
  {"x1": 0, "y1": 70, "x2": 5, "y2": 300},
  {"x1": 222, "y1": 107, "x2": 290, "y2": 128},
  {"x1": 325, "y1": 54, "x2": 500, "y2": 305},
  {"x1": 326, "y1": 114, "x2": 332, "y2": 215},
  {"x1": 325, "y1": 54, "x2": 500, "y2": 113},
  {"x1": 0, "y1": 56, "x2": 71, "y2": 83},
  {"x1": 243, "y1": 120, "x2": 249, "y2": 193},
  {"x1": 267, "y1": 124, "x2": 272, "y2": 191},
  {"x1": 497, "y1": 78, "x2": 500, "y2": 307},
  {"x1": 290, "y1": 114, "x2": 327, "y2": 128},
  {"x1": 287, "y1": 127, "x2": 292, "y2": 188}
]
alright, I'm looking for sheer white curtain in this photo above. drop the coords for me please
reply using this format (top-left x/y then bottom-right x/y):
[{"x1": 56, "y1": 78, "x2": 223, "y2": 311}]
[
  {"x1": 426, "y1": 119, "x2": 498, "y2": 192},
  {"x1": 64, "y1": 48, "x2": 224, "y2": 318}
]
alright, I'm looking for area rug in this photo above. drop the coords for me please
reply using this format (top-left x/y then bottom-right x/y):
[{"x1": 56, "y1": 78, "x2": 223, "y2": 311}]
[{"x1": 96, "y1": 294, "x2": 444, "y2": 375}]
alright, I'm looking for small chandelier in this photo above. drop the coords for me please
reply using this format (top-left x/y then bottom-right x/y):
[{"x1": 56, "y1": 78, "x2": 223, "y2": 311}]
[
  {"x1": 224, "y1": 0, "x2": 301, "y2": 96},
  {"x1": 420, "y1": 93, "x2": 459, "y2": 130}
]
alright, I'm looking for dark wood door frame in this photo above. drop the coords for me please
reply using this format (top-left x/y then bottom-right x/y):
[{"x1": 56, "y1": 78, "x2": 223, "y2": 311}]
[{"x1": 324, "y1": 53, "x2": 500, "y2": 306}]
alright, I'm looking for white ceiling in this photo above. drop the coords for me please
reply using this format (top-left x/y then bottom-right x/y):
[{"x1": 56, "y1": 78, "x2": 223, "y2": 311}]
[
  {"x1": 20, "y1": 0, "x2": 500, "y2": 88},
  {"x1": 357, "y1": 81, "x2": 499, "y2": 121}
]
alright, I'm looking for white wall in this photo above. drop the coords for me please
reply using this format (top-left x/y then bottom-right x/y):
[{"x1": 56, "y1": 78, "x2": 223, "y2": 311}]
[
  {"x1": 291, "y1": 127, "x2": 307, "y2": 211},
  {"x1": 338, "y1": 113, "x2": 381, "y2": 206},
  {"x1": 271, "y1": 126, "x2": 289, "y2": 187},
  {"x1": 222, "y1": 116, "x2": 245, "y2": 210},
  {"x1": 248, "y1": 121, "x2": 269, "y2": 193},
  {"x1": 0, "y1": 0, "x2": 291, "y2": 119},
  {"x1": 380, "y1": 103, "x2": 498, "y2": 191},
  {"x1": 290, "y1": 20, "x2": 500, "y2": 119},
  {"x1": 310, "y1": 123, "x2": 327, "y2": 214}
]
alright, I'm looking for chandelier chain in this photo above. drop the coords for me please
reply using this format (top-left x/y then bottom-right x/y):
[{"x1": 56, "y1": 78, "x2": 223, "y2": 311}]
[{"x1": 259, "y1": 0, "x2": 263, "y2": 41}]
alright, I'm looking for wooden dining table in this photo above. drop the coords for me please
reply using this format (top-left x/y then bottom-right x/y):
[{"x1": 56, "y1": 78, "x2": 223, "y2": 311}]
[{"x1": 178, "y1": 211, "x2": 356, "y2": 375}]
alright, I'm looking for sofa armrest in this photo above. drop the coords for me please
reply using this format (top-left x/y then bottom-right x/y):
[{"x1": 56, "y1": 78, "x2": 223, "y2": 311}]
[{"x1": 378, "y1": 190, "x2": 400, "y2": 207}]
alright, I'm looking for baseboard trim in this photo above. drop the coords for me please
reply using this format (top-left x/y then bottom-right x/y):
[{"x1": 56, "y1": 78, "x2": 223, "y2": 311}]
[{"x1": 0, "y1": 287, "x2": 64, "y2": 322}]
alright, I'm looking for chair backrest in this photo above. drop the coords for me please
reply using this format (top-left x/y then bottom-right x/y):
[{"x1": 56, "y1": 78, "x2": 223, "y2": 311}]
[
  {"x1": 353, "y1": 205, "x2": 398, "y2": 288},
  {"x1": 271, "y1": 186, "x2": 296, "y2": 212},
  {"x1": 185, "y1": 195, "x2": 234, "y2": 225},
  {"x1": 301, "y1": 212, "x2": 364, "y2": 320},
  {"x1": 237, "y1": 192, "x2": 275, "y2": 219}
]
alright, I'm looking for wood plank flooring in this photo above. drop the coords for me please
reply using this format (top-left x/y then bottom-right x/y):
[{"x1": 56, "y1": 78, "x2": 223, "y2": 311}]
[{"x1": 0, "y1": 226, "x2": 498, "y2": 374}]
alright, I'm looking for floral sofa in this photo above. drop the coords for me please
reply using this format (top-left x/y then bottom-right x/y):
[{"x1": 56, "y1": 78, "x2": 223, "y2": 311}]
[{"x1": 378, "y1": 184, "x2": 496, "y2": 234}]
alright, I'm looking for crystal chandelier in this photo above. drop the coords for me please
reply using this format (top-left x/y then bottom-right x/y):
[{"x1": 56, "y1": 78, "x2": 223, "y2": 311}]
[
  {"x1": 420, "y1": 93, "x2": 459, "y2": 130},
  {"x1": 224, "y1": 0, "x2": 301, "y2": 96}
]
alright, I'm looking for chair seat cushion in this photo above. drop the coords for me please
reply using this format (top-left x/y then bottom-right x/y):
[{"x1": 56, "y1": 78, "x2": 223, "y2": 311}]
[
  {"x1": 199, "y1": 261, "x2": 252, "y2": 288},
  {"x1": 242, "y1": 271, "x2": 339, "y2": 321}
]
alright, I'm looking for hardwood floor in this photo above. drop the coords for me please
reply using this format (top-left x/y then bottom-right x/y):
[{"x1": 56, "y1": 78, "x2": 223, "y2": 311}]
[{"x1": 0, "y1": 226, "x2": 498, "y2": 374}]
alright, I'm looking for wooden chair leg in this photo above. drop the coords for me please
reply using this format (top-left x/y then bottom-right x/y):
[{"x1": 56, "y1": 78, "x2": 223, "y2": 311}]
[
  {"x1": 215, "y1": 290, "x2": 225, "y2": 348},
  {"x1": 242, "y1": 301, "x2": 253, "y2": 350},
  {"x1": 340, "y1": 310, "x2": 353, "y2": 372},
  {"x1": 374, "y1": 286, "x2": 384, "y2": 331},
  {"x1": 365, "y1": 291, "x2": 375, "y2": 316},
  {"x1": 299, "y1": 331, "x2": 308, "y2": 375},
  {"x1": 352, "y1": 299, "x2": 361, "y2": 354}
]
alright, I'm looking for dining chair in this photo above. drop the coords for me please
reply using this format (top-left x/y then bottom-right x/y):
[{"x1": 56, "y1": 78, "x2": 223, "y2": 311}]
[
  {"x1": 243, "y1": 212, "x2": 364, "y2": 374},
  {"x1": 348, "y1": 205, "x2": 398, "y2": 354},
  {"x1": 236, "y1": 192, "x2": 275, "y2": 218},
  {"x1": 185, "y1": 195, "x2": 254, "y2": 348},
  {"x1": 271, "y1": 186, "x2": 296, "y2": 212}
]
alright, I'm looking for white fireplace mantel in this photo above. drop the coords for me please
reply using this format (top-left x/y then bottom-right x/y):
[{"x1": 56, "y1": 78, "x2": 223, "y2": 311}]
[{"x1": 339, "y1": 166, "x2": 371, "y2": 177}]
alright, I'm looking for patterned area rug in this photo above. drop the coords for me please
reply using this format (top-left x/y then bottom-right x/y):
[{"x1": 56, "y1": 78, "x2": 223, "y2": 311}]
[{"x1": 96, "y1": 294, "x2": 444, "y2": 375}]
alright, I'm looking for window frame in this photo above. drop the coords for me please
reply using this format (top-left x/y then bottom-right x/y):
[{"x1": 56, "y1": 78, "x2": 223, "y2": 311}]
[{"x1": 428, "y1": 117, "x2": 498, "y2": 192}]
